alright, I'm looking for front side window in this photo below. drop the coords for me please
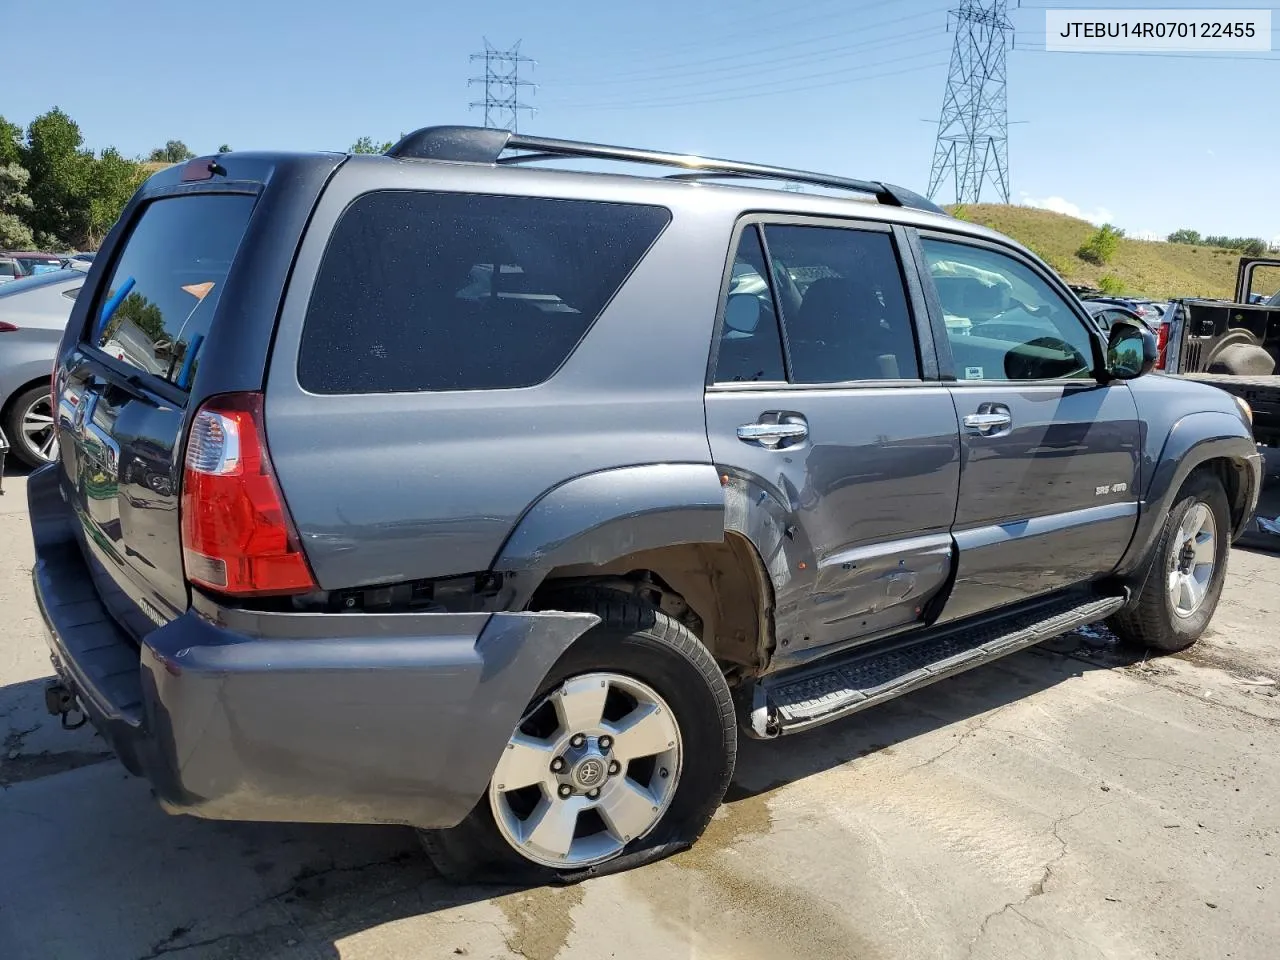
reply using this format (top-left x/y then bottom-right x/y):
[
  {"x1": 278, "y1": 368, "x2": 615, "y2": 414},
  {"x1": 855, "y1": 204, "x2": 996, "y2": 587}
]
[
  {"x1": 762, "y1": 225, "x2": 920, "y2": 383},
  {"x1": 94, "y1": 194, "x2": 256, "y2": 384},
  {"x1": 299, "y1": 191, "x2": 671, "y2": 394},
  {"x1": 921, "y1": 238, "x2": 1097, "y2": 382}
]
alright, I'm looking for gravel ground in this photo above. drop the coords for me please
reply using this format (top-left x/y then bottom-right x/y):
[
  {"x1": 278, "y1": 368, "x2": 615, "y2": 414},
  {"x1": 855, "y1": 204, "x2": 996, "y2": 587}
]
[{"x1": 1, "y1": 463, "x2": 1278, "y2": 960}]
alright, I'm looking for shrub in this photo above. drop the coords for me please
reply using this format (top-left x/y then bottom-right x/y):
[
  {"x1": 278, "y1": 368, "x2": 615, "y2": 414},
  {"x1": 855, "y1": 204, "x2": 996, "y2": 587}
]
[
  {"x1": 1099, "y1": 275, "x2": 1125, "y2": 295},
  {"x1": 1078, "y1": 224, "x2": 1124, "y2": 265},
  {"x1": 1167, "y1": 229, "x2": 1201, "y2": 245}
]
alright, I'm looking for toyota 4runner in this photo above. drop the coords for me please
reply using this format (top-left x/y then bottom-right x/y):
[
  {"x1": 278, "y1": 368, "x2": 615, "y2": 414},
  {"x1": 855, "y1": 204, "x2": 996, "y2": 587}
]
[{"x1": 29, "y1": 128, "x2": 1263, "y2": 884}]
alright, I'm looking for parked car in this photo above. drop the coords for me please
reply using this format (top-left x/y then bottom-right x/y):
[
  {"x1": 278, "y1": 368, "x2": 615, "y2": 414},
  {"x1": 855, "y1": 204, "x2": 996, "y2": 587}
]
[
  {"x1": 0, "y1": 257, "x2": 22, "y2": 284},
  {"x1": 1163, "y1": 256, "x2": 1280, "y2": 447},
  {"x1": 30, "y1": 130, "x2": 1261, "y2": 885},
  {"x1": 4, "y1": 251, "x2": 66, "y2": 277},
  {"x1": 0, "y1": 270, "x2": 84, "y2": 466},
  {"x1": 1083, "y1": 300, "x2": 1146, "y2": 332},
  {"x1": 61, "y1": 252, "x2": 96, "y2": 271}
]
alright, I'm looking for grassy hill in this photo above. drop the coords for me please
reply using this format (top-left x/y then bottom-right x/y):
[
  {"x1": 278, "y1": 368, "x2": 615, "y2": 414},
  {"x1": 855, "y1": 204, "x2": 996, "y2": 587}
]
[{"x1": 947, "y1": 204, "x2": 1270, "y2": 301}]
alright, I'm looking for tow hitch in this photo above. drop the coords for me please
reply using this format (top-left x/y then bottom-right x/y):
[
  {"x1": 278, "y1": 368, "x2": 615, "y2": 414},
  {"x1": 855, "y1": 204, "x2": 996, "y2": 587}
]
[{"x1": 45, "y1": 680, "x2": 88, "y2": 730}]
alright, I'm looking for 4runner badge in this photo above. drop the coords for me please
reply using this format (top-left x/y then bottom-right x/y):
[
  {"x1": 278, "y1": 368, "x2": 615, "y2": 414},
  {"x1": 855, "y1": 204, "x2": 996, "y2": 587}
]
[{"x1": 1095, "y1": 482, "x2": 1128, "y2": 496}]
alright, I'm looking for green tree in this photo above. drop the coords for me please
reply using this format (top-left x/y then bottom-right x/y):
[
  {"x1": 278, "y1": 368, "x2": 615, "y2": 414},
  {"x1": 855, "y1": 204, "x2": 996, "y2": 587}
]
[
  {"x1": 0, "y1": 115, "x2": 22, "y2": 166},
  {"x1": 351, "y1": 136, "x2": 394, "y2": 154},
  {"x1": 1167, "y1": 228, "x2": 1201, "y2": 245},
  {"x1": 22, "y1": 108, "x2": 95, "y2": 248},
  {"x1": 1077, "y1": 224, "x2": 1124, "y2": 266},
  {"x1": 87, "y1": 148, "x2": 146, "y2": 248},
  {"x1": 1242, "y1": 238, "x2": 1268, "y2": 257},
  {"x1": 217, "y1": 143, "x2": 232, "y2": 153},
  {"x1": 0, "y1": 162, "x2": 36, "y2": 248},
  {"x1": 149, "y1": 140, "x2": 195, "y2": 163}
]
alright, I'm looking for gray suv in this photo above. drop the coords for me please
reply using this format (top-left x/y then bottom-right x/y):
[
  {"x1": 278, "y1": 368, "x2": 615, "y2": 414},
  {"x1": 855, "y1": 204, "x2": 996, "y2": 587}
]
[{"x1": 29, "y1": 128, "x2": 1263, "y2": 884}]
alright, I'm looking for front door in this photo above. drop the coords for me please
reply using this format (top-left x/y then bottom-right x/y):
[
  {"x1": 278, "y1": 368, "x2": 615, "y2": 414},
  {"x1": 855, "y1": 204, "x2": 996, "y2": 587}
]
[
  {"x1": 915, "y1": 233, "x2": 1142, "y2": 623},
  {"x1": 705, "y1": 219, "x2": 961, "y2": 668}
]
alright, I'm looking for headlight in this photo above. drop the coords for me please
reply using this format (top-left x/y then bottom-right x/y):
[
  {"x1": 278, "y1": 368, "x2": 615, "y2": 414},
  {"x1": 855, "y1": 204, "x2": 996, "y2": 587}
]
[{"x1": 1234, "y1": 395, "x2": 1253, "y2": 425}]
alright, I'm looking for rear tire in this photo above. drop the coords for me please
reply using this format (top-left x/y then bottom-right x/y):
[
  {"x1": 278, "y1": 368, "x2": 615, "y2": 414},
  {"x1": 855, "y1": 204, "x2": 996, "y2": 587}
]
[
  {"x1": 3, "y1": 384, "x2": 58, "y2": 469},
  {"x1": 418, "y1": 588, "x2": 736, "y2": 885},
  {"x1": 1108, "y1": 471, "x2": 1231, "y2": 653}
]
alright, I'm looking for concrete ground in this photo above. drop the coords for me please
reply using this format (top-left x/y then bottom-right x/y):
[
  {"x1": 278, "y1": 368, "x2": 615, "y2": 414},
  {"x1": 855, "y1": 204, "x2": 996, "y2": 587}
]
[{"x1": 2, "y1": 462, "x2": 1279, "y2": 960}]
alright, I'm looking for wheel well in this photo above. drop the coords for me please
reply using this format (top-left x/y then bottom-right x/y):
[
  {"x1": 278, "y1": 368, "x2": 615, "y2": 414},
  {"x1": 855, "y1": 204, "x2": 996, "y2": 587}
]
[
  {"x1": 1, "y1": 374, "x2": 52, "y2": 424},
  {"x1": 1190, "y1": 457, "x2": 1249, "y2": 530},
  {"x1": 531, "y1": 533, "x2": 775, "y2": 684}
]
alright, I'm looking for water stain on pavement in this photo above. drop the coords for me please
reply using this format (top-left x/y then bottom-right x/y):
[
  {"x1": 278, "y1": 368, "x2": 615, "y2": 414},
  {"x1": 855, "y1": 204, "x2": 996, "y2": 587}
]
[
  {"x1": 494, "y1": 884, "x2": 584, "y2": 960},
  {"x1": 622, "y1": 787, "x2": 885, "y2": 960}
]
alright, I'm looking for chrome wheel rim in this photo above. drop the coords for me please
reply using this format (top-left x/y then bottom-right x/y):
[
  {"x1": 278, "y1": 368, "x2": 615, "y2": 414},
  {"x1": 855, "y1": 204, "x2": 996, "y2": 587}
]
[
  {"x1": 489, "y1": 672, "x2": 683, "y2": 869},
  {"x1": 1168, "y1": 502, "x2": 1217, "y2": 619},
  {"x1": 20, "y1": 394, "x2": 58, "y2": 463}
]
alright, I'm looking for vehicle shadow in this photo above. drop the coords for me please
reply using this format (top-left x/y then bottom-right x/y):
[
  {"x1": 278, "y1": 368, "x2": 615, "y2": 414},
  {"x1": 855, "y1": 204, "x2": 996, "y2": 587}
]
[
  {"x1": 728, "y1": 627, "x2": 1142, "y2": 801},
  {"x1": 0, "y1": 628, "x2": 1141, "y2": 960}
]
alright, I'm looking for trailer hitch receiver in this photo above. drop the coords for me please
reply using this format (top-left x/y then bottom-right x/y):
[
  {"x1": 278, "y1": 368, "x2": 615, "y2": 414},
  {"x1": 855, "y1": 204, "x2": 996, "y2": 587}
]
[{"x1": 45, "y1": 680, "x2": 88, "y2": 730}]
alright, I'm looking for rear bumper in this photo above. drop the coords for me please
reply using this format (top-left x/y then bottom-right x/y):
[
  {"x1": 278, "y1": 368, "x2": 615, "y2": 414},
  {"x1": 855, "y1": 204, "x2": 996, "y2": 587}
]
[{"x1": 28, "y1": 464, "x2": 599, "y2": 828}]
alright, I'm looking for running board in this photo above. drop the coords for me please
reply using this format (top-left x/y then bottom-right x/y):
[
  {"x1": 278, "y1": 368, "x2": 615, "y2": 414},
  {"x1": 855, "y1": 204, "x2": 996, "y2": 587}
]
[{"x1": 748, "y1": 592, "x2": 1127, "y2": 738}]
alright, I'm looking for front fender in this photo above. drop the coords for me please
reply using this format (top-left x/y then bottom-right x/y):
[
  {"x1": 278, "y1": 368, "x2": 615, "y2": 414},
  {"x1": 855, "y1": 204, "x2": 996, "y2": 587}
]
[
  {"x1": 1115, "y1": 411, "x2": 1261, "y2": 577},
  {"x1": 491, "y1": 463, "x2": 726, "y2": 609}
]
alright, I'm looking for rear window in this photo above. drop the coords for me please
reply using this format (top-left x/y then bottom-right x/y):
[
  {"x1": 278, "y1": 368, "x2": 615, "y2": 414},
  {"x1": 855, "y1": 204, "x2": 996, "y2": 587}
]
[
  {"x1": 92, "y1": 194, "x2": 256, "y2": 385},
  {"x1": 298, "y1": 191, "x2": 671, "y2": 393}
]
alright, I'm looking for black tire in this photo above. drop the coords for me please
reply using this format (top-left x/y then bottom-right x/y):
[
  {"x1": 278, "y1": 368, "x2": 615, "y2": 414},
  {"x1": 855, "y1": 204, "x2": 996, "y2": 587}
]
[
  {"x1": 1108, "y1": 471, "x2": 1231, "y2": 653},
  {"x1": 3, "y1": 384, "x2": 58, "y2": 469},
  {"x1": 419, "y1": 588, "x2": 737, "y2": 885}
]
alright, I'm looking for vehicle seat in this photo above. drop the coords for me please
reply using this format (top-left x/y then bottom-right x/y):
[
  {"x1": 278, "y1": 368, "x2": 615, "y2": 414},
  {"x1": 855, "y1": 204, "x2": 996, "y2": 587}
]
[{"x1": 790, "y1": 277, "x2": 911, "y2": 381}]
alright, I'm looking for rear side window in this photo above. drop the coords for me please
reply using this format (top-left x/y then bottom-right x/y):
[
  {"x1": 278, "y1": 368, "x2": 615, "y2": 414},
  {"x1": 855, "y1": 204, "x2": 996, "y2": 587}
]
[
  {"x1": 763, "y1": 225, "x2": 921, "y2": 382},
  {"x1": 298, "y1": 191, "x2": 671, "y2": 393},
  {"x1": 93, "y1": 194, "x2": 256, "y2": 384}
]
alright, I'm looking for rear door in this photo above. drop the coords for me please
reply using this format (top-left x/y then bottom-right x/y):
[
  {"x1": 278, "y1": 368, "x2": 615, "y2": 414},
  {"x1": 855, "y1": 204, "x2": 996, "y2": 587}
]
[
  {"x1": 705, "y1": 217, "x2": 962, "y2": 668},
  {"x1": 56, "y1": 190, "x2": 261, "y2": 635},
  {"x1": 913, "y1": 232, "x2": 1142, "y2": 623}
]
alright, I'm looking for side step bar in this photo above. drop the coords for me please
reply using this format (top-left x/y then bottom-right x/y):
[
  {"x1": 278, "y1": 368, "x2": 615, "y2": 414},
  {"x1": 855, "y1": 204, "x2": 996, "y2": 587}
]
[{"x1": 748, "y1": 591, "x2": 1127, "y2": 738}]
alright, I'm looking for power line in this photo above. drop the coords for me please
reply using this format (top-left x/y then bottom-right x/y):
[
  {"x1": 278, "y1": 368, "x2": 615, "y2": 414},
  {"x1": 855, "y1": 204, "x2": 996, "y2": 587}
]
[
  {"x1": 540, "y1": 29, "x2": 947, "y2": 101},
  {"x1": 469, "y1": 40, "x2": 536, "y2": 132},
  {"x1": 551, "y1": 55, "x2": 952, "y2": 111},
  {"x1": 539, "y1": 6, "x2": 954, "y2": 84},
  {"x1": 928, "y1": 0, "x2": 1015, "y2": 204},
  {"x1": 594, "y1": 0, "x2": 927, "y2": 64}
]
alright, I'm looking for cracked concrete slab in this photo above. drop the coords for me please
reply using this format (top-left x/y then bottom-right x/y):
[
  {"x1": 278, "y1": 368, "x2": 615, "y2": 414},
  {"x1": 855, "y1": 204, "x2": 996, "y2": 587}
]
[{"x1": 2, "y1": 467, "x2": 1279, "y2": 959}]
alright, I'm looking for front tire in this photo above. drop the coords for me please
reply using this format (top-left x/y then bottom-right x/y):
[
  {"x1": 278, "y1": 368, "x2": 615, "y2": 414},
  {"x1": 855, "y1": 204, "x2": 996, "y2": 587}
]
[
  {"x1": 419, "y1": 589, "x2": 736, "y2": 885},
  {"x1": 1109, "y1": 471, "x2": 1231, "y2": 652}
]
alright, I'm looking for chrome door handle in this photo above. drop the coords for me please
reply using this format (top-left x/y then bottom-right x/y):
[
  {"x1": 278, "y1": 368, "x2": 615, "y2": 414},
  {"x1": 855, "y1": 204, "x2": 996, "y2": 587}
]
[
  {"x1": 963, "y1": 412, "x2": 1012, "y2": 432},
  {"x1": 737, "y1": 421, "x2": 808, "y2": 446}
]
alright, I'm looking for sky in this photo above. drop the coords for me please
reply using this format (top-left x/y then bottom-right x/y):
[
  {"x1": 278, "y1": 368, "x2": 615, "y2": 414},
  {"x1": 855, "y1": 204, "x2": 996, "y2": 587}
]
[{"x1": 4, "y1": 0, "x2": 1278, "y2": 240}]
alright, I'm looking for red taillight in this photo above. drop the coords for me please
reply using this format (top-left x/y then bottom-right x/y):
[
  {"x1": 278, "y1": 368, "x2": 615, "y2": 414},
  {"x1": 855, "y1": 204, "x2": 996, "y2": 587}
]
[
  {"x1": 1155, "y1": 324, "x2": 1169, "y2": 369},
  {"x1": 0, "y1": 321, "x2": 19, "y2": 333},
  {"x1": 180, "y1": 392, "x2": 317, "y2": 597}
]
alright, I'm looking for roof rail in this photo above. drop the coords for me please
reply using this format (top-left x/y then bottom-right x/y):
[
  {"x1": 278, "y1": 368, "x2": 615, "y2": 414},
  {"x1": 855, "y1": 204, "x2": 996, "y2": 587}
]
[{"x1": 384, "y1": 125, "x2": 946, "y2": 216}]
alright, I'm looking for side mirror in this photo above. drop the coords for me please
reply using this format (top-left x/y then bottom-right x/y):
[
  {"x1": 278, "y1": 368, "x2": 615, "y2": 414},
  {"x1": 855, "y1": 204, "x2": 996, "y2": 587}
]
[
  {"x1": 1105, "y1": 318, "x2": 1158, "y2": 380},
  {"x1": 723, "y1": 293, "x2": 762, "y2": 334}
]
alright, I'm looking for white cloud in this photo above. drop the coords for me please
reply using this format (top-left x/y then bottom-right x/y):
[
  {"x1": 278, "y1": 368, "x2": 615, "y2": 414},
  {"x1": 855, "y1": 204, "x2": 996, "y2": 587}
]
[{"x1": 1019, "y1": 193, "x2": 1115, "y2": 226}]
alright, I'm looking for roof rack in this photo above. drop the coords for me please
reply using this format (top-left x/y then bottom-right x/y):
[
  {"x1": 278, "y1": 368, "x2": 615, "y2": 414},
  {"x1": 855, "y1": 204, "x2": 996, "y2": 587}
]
[{"x1": 384, "y1": 125, "x2": 946, "y2": 216}]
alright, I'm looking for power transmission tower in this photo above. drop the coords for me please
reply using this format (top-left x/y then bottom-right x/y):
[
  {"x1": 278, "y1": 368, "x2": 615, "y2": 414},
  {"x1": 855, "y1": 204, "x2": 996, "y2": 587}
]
[
  {"x1": 927, "y1": 1, "x2": 1014, "y2": 204},
  {"x1": 469, "y1": 40, "x2": 536, "y2": 131}
]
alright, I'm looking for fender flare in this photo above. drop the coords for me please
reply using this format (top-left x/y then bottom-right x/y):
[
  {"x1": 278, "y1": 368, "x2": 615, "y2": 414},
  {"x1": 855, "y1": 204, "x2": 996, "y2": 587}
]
[
  {"x1": 491, "y1": 463, "x2": 726, "y2": 609},
  {"x1": 1115, "y1": 411, "x2": 1261, "y2": 578}
]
